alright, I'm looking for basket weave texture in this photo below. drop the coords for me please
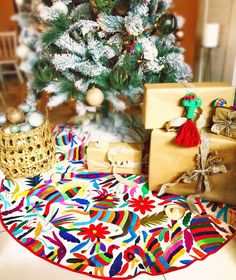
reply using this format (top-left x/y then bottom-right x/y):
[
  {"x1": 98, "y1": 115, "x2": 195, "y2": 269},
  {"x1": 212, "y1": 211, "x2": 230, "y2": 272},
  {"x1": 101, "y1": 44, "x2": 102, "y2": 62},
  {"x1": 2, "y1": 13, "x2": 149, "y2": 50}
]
[{"x1": 0, "y1": 120, "x2": 55, "y2": 179}]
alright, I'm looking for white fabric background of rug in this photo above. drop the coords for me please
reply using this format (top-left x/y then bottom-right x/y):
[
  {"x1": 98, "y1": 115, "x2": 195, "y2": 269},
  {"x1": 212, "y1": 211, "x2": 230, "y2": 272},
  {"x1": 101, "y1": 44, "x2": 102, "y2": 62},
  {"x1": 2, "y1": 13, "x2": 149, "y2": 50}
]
[{"x1": 0, "y1": 223, "x2": 236, "y2": 280}]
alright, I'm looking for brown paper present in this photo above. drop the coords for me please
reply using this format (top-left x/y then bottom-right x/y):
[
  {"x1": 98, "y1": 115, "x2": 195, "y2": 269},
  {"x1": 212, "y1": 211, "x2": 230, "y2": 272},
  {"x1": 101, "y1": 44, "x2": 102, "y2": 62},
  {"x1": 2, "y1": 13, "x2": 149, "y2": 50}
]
[
  {"x1": 87, "y1": 141, "x2": 142, "y2": 175},
  {"x1": 142, "y1": 82, "x2": 235, "y2": 129},
  {"x1": 149, "y1": 129, "x2": 236, "y2": 205},
  {"x1": 211, "y1": 107, "x2": 236, "y2": 139}
]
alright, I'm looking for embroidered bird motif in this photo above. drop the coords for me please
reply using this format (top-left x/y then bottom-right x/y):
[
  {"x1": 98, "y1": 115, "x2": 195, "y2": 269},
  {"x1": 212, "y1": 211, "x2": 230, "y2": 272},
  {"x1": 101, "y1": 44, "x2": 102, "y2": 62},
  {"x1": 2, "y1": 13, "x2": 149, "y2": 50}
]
[{"x1": 67, "y1": 244, "x2": 119, "y2": 276}]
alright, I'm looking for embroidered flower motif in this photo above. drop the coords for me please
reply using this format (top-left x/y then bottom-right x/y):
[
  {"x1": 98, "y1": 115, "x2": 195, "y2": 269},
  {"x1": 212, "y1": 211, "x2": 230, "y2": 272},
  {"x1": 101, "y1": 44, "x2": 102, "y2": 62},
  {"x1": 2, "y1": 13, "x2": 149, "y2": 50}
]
[
  {"x1": 128, "y1": 195, "x2": 156, "y2": 215},
  {"x1": 77, "y1": 223, "x2": 110, "y2": 242}
]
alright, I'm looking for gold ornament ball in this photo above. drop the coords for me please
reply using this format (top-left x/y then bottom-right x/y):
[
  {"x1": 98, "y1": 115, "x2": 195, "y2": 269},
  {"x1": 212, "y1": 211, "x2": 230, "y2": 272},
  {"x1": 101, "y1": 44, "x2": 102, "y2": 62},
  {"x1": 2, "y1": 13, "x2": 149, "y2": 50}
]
[
  {"x1": 7, "y1": 107, "x2": 25, "y2": 124},
  {"x1": 2, "y1": 124, "x2": 12, "y2": 134},
  {"x1": 86, "y1": 87, "x2": 104, "y2": 107}
]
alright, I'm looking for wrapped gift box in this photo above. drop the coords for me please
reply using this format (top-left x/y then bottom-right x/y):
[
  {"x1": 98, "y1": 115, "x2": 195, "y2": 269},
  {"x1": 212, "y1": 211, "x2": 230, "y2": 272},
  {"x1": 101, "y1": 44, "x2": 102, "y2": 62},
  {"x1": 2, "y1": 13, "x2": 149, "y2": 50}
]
[
  {"x1": 211, "y1": 107, "x2": 236, "y2": 139},
  {"x1": 149, "y1": 129, "x2": 236, "y2": 205},
  {"x1": 142, "y1": 82, "x2": 235, "y2": 129},
  {"x1": 87, "y1": 142, "x2": 142, "y2": 174}
]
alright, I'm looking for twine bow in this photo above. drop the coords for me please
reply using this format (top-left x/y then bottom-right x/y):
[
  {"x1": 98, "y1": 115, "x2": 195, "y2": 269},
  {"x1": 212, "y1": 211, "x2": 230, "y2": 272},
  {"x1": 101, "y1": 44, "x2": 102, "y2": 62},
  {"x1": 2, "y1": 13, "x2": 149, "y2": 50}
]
[
  {"x1": 89, "y1": 143, "x2": 141, "y2": 188},
  {"x1": 158, "y1": 134, "x2": 227, "y2": 213},
  {"x1": 211, "y1": 111, "x2": 236, "y2": 137}
]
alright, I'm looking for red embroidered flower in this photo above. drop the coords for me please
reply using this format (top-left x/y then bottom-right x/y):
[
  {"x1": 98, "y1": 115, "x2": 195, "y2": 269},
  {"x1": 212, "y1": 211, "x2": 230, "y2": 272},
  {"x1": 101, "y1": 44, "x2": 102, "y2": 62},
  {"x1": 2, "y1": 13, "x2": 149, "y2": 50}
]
[
  {"x1": 77, "y1": 223, "x2": 110, "y2": 242},
  {"x1": 128, "y1": 195, "x2": 156, "y2": 215}
]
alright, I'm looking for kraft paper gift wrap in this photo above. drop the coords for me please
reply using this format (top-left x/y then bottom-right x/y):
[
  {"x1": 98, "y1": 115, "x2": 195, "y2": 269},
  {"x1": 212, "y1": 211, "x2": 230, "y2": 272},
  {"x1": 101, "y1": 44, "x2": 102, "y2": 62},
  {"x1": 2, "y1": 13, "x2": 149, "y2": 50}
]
[
  {"x1": 87, "y1": 141, "x2": 142, "y2": 175},
  {"x1": 148, "y1": 129, "x2": 236, "y2": 205},
  {"x1": 211, "y1": 107, "x2": 236, "y2": 139},
  {"x1": 142, "y1": 82, "x2": 235, "y2": 129}
]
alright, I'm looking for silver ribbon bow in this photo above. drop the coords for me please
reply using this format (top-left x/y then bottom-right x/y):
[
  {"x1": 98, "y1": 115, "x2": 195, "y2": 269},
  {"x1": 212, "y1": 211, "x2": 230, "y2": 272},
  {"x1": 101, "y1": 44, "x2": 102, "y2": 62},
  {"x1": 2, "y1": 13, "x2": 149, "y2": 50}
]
[
  {"x1": 158, "y1": 134, "x2": 227, "y2": 213},
  {"x1": 211, "y1": 111, "x2": 236, "y2": 138}
]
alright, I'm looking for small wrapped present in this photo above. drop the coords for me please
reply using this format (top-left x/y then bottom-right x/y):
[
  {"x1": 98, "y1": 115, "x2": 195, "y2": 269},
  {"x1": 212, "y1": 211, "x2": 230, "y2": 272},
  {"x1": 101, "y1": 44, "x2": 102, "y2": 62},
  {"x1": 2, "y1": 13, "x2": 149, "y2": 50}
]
[
  {"x1": 87, "y1": 141, "x2": 142, "y2": 175},
  {"x1": 148, "y1": 129, "x2": 236, "y2": 205},
  {"x1": 211, "y1": 107, "x2": 236, "y2": 139},
  {"x1": 142, "y1": 82, "x2": 235, "y2": 129}
]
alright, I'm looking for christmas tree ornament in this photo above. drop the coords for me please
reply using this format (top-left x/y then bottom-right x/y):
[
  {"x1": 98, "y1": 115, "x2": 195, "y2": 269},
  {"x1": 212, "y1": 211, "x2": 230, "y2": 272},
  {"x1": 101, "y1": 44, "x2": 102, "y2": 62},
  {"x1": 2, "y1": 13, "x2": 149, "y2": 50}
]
[
  {"x1": 20, "y1": 123, "x2": 32, "y2": 133},
  {"x1": 2, "y1": 124, "x2": 12, "y2": 134},
  {"x1": 110, "y1": 66, "x2": 131, "y2": 91},
  {"x1": 113, "y1": 0, "x2": 130, "y2": 16},
  {"x1": 52, "y1": 1, "x2": 68, "y2": 14},
  {"x1": 27, "y1": 112, "x2": 45, "y2": 127},
  {"x1": 7, "y1": 107, "x2": 25, "y2": 124},
  {"x1": 213, "y1": 98, "x2": 236, "y2": 110},
  {"x1": 176, "y1": 93, "x2": 202, "y2": 147},
  {"x1": 32, "y1": 59, "x2": 54, "y2": 83},
  {"x1": 213, "y1": 98, "x2": 230, "y2": 108},
  {"x1": 0, "y1": 112, "x2": 7, "y2": 126},
  {"x1": 18, "y1": 103, "x2": 32, "y2": 114},
  {"x1": 10, "y1": 125, "x2": 21, "y2": 134},
  {"x1": 155, "y1": 13, "x2": 177, "y2": 35},
  {"x1": 86, "y1": 87, "x2": 104, "y2": 107},
  {"x1": 16, "y1": 44, "x2": 30, "y2": 60},
  {"x1": 130, "y1": 41, "x2": 143, "y2": 56},
  {"x1": 123, "y1": 36, "x2": 133, "y2": 51}
]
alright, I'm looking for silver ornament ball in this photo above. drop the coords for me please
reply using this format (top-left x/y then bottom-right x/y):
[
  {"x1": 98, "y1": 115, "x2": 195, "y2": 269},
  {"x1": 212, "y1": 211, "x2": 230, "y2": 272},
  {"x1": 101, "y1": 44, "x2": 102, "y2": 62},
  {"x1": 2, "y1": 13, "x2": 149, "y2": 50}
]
[
  {"x1": 27, "y1": 111, "x2": 45, "y2": 127},
  {"x1": 0, "y1": 112, "x2": 7, "y2": 126},
  {"x1": 20, "y1": 123, "x2": 32, "y2": 133},
  {"x1": 18, "y1": 103, "x2": 32, "y2": 114},
  {"x1": 10, "y1": 125, "x2": 21, "y2": 134}
]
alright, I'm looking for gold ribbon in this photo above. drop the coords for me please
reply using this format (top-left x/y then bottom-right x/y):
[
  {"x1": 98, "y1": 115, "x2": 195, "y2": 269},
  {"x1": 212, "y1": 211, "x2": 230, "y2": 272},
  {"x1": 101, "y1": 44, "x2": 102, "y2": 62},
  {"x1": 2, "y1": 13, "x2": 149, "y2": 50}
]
[
  {"x1": 211, "y1": 111, "x2": 236, "y2": 137},
  {"x1": 158, "y1": 134, "x2": 227, "y2": 213},
  {"x1": 88, "y1": 144, "x2": 141, "y2": 188}
]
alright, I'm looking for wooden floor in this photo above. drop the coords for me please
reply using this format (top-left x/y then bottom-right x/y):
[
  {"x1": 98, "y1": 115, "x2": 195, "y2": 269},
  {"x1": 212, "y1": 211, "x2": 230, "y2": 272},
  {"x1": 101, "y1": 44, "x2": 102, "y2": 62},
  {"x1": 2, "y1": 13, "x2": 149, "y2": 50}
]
[{"x1": 0, "y1": 77, "x2": 75, "y2": 128}]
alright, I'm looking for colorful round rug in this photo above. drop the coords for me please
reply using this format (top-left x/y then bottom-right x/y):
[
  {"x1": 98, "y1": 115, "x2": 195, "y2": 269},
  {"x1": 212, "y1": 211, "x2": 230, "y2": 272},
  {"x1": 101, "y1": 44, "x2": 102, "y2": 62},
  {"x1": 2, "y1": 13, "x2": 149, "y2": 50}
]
[{"x1": 0, "y1": 160, "x2": 235, "y2": 279}]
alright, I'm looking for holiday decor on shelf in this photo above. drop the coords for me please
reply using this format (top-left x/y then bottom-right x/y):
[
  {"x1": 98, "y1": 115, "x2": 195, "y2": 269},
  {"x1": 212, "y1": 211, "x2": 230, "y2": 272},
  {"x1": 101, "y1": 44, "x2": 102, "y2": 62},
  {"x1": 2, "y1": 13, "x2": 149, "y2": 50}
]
[
  {"x1": 0, "y1": 104, "x2": 55, "y2": 179},
  {"x1": 26, "y1": 0, "x2": 191, "y2": 117}
]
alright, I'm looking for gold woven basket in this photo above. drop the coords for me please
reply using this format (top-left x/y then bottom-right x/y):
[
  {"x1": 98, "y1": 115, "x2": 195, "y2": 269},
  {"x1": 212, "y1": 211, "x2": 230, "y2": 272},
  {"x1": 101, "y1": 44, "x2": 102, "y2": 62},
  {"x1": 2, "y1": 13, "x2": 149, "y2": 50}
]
[{"x1": 0, "y1": 120, "x2": 56, "y2": 179}]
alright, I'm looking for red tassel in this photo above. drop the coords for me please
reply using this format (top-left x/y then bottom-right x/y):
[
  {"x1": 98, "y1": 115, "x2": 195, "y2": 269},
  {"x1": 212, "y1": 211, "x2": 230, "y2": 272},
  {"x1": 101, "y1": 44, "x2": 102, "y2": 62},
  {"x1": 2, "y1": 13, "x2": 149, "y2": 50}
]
[{"x1": 176, "y1": 119, "x2": 201, "y2": 147}]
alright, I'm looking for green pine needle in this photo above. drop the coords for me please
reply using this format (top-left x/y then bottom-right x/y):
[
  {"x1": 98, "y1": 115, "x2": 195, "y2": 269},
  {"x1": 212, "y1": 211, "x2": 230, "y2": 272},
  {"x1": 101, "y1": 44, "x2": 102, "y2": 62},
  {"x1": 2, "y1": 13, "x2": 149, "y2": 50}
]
[
  {"x1": 42, "y1": 27, "x2": 65, "y2": 46},
  {"x1": 53, "y1": 13, "x2": 70, "y2": 30},
  {"x1": 92, "y1": 72, "x2": 110, "y2": 91}
]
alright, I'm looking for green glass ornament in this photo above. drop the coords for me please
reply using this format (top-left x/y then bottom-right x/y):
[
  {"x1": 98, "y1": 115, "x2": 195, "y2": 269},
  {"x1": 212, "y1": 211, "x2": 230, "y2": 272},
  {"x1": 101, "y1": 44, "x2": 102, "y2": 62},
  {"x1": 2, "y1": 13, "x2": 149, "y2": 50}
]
[
  {"x1": 32, "y1": 59, "x2": 54, "y2": 83},
  {"x1": 110, "y1": 66, "x2": 131, "y2": 91},
  {"x1": 156, "y1": 13, "x2": 177, "y2": 35}
]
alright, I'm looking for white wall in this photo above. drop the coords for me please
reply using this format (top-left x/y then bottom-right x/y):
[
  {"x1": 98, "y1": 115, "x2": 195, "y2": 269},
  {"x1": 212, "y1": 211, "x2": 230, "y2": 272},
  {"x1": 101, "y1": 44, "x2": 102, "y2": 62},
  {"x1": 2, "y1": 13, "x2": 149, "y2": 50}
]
[{"x1": 195, "y1": 0, "x2": 236, "y2": 83}]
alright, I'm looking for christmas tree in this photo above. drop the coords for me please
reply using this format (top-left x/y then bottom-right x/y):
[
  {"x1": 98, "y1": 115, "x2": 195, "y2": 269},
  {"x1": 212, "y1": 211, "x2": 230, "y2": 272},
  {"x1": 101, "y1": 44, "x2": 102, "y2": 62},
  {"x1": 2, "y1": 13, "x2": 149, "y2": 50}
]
[{"x1": 29, "y1": 0, "x2": 191, "y2": 115}]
